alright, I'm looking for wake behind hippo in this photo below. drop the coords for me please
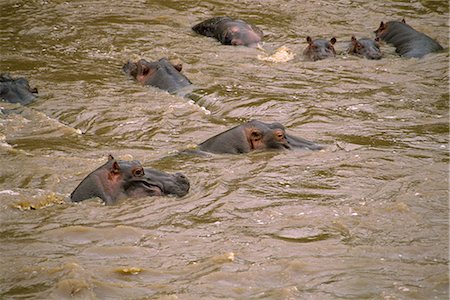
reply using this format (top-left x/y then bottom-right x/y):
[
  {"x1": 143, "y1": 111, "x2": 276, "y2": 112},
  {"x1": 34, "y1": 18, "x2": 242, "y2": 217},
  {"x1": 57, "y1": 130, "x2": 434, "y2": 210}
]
[
  {"x1": 195, "y1": 120, "x2": 322, "y2": 154},
  {"x1": 70, "y1": 155, "x2": 190, "y2": 205},
  {"x1": 374, "y1": 19, "x2": 443, "y2": 58},
  {"x1": 123, "y1": 58, "x2": 192, "y2": 94},
  {"x1": 0, "y1": 74, "x2": 38, "y2": 105},
  {"x1": 192, "y1": 16, "x2": 263, "y2": 47}
]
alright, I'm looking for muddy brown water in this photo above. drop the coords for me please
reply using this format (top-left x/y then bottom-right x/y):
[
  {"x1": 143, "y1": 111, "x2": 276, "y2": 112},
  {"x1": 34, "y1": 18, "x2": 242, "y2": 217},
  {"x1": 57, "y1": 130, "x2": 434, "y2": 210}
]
[{"x1": 0, "y1": 1, "x2": 448, "y2": 299}]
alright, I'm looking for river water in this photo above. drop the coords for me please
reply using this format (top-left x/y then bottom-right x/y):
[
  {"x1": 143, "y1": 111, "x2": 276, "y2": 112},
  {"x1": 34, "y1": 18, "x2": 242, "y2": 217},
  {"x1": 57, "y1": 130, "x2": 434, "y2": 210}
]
[{"x1": 0, "y1": 0, "x2": 448, "y2": 299}]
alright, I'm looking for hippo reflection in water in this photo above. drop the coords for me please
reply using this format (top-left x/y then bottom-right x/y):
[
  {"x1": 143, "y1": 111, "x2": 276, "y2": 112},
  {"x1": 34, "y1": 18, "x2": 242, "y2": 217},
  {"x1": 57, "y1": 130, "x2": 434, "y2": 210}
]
[
  {"x1": 194, "y1": 120, "x2": 323, "y2": 154},
  {"x1": 192, "y1": 16, "x2": 263, "y2": 47},
  {"x1": 123, "y1": 58, "x2": 192, "y2": 94},
  {"x1": 70, "y1": 155, "x2": 190, "y2": 205},
  {"x1": 0, "y1": 74, "x2": 38, "y2": 105},
  {"x1": 374, "y1": 19, "x2": 443, "y2": 58}
]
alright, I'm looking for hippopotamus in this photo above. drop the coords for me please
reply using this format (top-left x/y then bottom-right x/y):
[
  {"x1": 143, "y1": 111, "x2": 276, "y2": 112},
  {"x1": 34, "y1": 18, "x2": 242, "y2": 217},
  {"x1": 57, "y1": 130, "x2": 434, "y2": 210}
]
[
  {"x1": 70, "y1": 155, "x2": 190, "y2": 205},
  {"x1": 123, "y1": 58, "x2": 192, "y2": 94},
  {"x1": 192, "y1": 16, "x2": 263, "y2": 47},
  {"x1": 374, "y1": 19, "x2": 443, "y2": 58},
  {"x1": 196, "y1": 120, "x2": 322, "y2": 154},
  {"x1": 303, "y1": 36, "x2": 337, "y2": 61},
  {"x1": 347, "y1": 36, "x2": 382, "y2": 60},
  {"x1": 0, "y1": 74, "x2": 38, "y2": 105}
]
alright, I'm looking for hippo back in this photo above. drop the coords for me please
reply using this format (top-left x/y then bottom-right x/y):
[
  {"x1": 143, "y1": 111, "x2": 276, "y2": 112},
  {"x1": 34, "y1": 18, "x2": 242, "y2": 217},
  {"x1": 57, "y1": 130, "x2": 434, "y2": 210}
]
[
  {"x1": 377, "y1": 21, "x2": 443, "y2": 58},
  {"x1": 146, "y1": 59, "x2": 192, "y2": 93},
  {"x1": 0, "y1": 74, "x2": 37, "y2": 105}
]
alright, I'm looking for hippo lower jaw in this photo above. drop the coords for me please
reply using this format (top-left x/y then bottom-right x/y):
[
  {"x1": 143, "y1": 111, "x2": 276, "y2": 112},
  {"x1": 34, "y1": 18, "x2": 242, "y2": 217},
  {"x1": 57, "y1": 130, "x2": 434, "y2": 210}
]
[
  {"x1": 368, "y1": 53, "x2": 382, "y2": 60},
  {"x1": 244, "y1": 42, "x2": 260, "y2": 48},
  {"x1": 125, "y1": 180, "x2": 164, "y2": 197},
  {"x1": 127, "y1": 174, "x2": 190, "y2": 198}
]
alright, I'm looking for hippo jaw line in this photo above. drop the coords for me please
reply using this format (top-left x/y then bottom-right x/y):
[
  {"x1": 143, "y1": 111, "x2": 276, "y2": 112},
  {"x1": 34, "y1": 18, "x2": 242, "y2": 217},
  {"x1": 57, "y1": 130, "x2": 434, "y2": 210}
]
[{"x1": 126, "y1": 178, "x2": 164, "y2": 195}]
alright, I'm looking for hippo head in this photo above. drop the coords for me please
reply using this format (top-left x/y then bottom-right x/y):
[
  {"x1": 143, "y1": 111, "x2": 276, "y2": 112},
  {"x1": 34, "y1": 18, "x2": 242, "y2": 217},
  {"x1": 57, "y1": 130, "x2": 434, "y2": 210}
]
[
  {"x1": 70, "y1": 155, "x2": 190, "y2": 205},
  {"x1": 219, "y1": 21, "x2": 263, "y2": 47},
  {"x1": 113, "y1": 159, "x2": 190, "y2": 198},
  {"x1": 122, "y1": 58, "x2": 192, "y2": 93},
  {"x1": 264, "y1": 121, "x2": 323, "y2": 151},
  {"x1": 348, "y1": 36, "x2": 382, "y2": 60},
  {"x1": 192, "y1": 17, "x2": 263, "y2": 47},
  {"x1": 197, "y1": 120, "x2": 323, "y2": 154},
  {"x1": 123, "y1": 59, "x2": 163, "y2": 85},
  {"x1": 127, "y1": 169, "x2": 190, "y2": 198},
  {"x1": 244, "y1": 120, "x2": 290, "y2": 151},
  {"x1": 70, "y1": 155, "x2": 148, "y2": 204},
  {"x1": 303, "y1": 36, "x2": 337, "y2": 61}
]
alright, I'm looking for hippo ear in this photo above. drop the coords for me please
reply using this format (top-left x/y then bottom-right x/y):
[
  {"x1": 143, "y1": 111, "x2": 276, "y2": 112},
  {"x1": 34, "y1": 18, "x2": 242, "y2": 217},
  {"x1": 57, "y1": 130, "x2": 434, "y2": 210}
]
[
  {"x1": 250, "y1": 129, "x2": 262, "y2": 141},
  {"x1": 351, "y1": 36, "x2": 357, "y2": 44},
  {"x1": 330, "y1": 37, "x2": 337, "y2": 44},
  {"x1": 108, "y1": 154, "x2": 115, "y2": 161},
  {"x1": 249, "y1": 129, "x2": 263, "y2": 150},
  {"x1": 111, "y1": 161, "x2": 121, "y2": 174},
  {"x1": 142, "y1": 65, "x2": 149, "y2": 76},
  {"x1": 401, "y1": 18, "x2": 406, "y2": 23},
  {"x1": 172, "y1": 63, "x2": 183, "y2": 72},
  {"x1": 306, "y1": 36, "x2": 312, "y2": 44}
]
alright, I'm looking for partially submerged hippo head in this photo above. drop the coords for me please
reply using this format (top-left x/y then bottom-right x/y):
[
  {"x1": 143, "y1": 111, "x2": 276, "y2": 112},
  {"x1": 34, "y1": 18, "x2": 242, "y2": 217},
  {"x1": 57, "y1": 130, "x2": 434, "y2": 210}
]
[
  {"x1": 197, "y1": 120, "x2": 323, "y2": 154},
  {"x1": 70, "y1": 155, "x2": 190, "y2": 205},
  {"x1": 347, "y1": 36, "x2": 382, "y2": 60},
  {"x1": 303, "y1": 36, "x2": 337, "y2": 61},
  {"x1": 192, "y1": 16, "x2": 263, "y2": 47},
  {"x1": 123, "y1": 58, "x2": 192, "y2": 94},
  {"x1": 127, "y1": 168, "x2": 190, "y2": 199}
]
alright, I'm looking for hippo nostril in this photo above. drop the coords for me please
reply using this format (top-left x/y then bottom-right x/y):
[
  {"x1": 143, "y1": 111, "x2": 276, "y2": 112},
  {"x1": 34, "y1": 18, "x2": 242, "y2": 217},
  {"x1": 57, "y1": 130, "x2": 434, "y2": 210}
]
[{"x1": 175, "y1": 173, "x2": 187, "y2": 179}]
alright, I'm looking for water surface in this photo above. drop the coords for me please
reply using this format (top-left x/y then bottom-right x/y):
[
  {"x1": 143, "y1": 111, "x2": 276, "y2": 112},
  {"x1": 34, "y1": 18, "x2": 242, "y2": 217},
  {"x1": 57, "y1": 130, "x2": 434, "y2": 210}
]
[{"x1": 0, "y1": 0, "x2": 448, "y2": 299}]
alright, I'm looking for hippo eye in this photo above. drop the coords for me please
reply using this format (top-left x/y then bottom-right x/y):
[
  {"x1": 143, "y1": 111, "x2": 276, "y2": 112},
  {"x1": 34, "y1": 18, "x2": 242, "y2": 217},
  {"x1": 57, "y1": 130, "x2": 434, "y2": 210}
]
[{"x1": 133, "y1": 168, "x2": 144, "y2": 177}]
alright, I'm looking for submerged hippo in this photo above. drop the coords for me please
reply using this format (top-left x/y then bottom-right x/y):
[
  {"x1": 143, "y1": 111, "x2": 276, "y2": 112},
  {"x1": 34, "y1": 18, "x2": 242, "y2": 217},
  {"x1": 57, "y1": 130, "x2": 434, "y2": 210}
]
[
  {"x1": 347, "y1": 36, "x2": 382, "y2": 60},
  {"x1": 71, "y1": 155, "x2": 190, "y2": 205},
  {"x1": 196, "y1": 120, "x2": 322, "y2": 154},
  {"x1": 192, "y1": 16, "x2": 263, "y2": 47},
  {"x1": 123, "y1": 58, "x2": 192, "y2": 94},
  {"x1": 374, "y1": 19, "x2": 443, "y2": 58},
  {"x1": 303, "y1": 36, "x2": 337, "y2": 61},
  {"x1": 0, "y1": 74, "x2": 38, "y2": 105}
]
